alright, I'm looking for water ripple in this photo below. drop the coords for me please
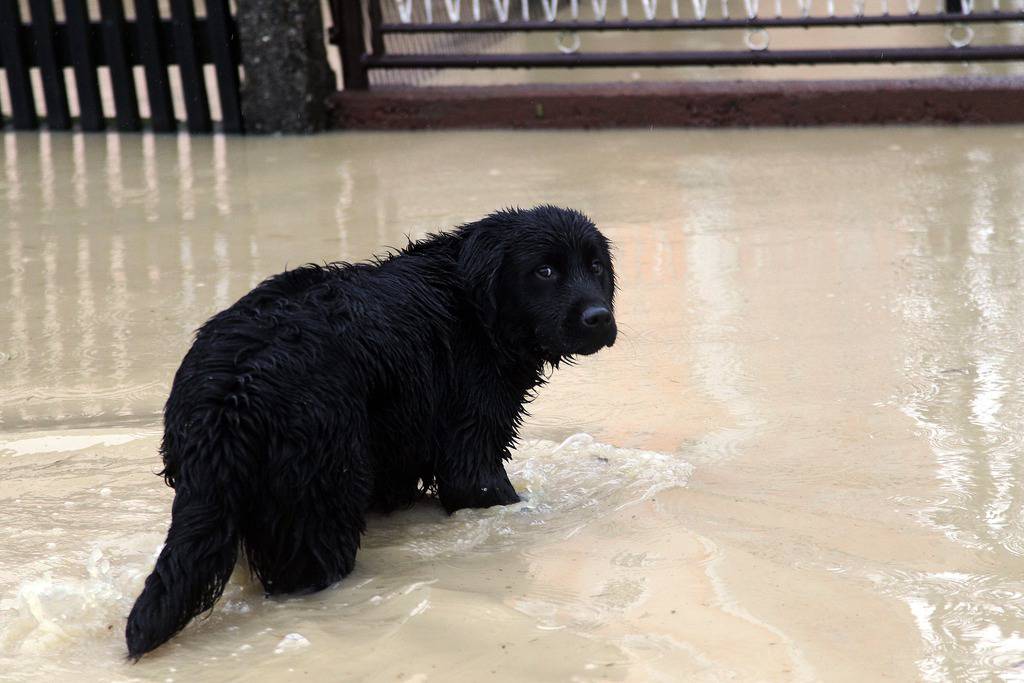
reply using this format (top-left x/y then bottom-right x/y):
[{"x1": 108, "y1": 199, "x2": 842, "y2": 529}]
[{"x1": 870, "y1": 570, "x2": 1024, "y2": 682}]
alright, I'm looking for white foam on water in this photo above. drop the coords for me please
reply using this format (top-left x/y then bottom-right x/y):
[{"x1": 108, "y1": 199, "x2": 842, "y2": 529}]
[
  {"x1": 0, "y1": 546, "x2": 148, "y2": 657},
  {"x1": 0, "y1": 434, "x2": 692, "y2": 676},
  {"x1": 272, "y1": 633, "x2": 310, "y2": 654},
  {"x1": 376, "y1": 434, "x2": 693, "y2": 559}
]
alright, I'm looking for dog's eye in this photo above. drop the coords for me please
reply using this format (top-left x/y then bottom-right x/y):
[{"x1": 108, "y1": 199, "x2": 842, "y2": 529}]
[
  {"x1": 535, "y1": 265, "x2": 554, "y2": 279},
  {"x1": 591, "y1": 260, "x2": 604, "y2": 275}
]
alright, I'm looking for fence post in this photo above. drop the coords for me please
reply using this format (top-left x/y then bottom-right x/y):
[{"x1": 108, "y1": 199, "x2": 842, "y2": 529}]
[
  {"x1": 236, "y1": 0, "x2": 336, "y2": 133},
  {"x1": 335, "y1": 0, "x2": 370, "y2": 90}
]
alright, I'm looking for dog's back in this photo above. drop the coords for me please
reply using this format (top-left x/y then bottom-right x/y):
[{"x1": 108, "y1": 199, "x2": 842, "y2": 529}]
[{"x1": 127, "y1": 250, "x2": 463, "y2": 658}]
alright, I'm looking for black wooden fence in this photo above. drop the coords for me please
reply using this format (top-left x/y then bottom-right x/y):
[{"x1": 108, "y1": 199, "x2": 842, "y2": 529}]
[{"x1": 0, "y1": 0, "x2": 242, "y2": 133}]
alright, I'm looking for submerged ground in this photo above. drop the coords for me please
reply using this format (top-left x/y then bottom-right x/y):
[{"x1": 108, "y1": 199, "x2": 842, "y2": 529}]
[{"x1": 1, "y1": 126, "x2": 1023, "y2": 681}]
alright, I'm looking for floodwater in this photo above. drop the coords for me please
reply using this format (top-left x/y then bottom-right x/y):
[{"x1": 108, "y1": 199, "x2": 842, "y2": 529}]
[{"x1": 1, "y1": 126, "x2": 1024, "y2": 682}]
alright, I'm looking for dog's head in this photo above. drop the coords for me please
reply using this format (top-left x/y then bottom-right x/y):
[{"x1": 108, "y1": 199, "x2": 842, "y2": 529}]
[{"x1": 458, "y1": 205, "x2": 616, "y2": 362}]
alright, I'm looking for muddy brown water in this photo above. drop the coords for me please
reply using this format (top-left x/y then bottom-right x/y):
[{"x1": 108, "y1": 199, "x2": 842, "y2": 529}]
[{"x1": 2, "y1": 127, "x2": 1024, "y2": 682}]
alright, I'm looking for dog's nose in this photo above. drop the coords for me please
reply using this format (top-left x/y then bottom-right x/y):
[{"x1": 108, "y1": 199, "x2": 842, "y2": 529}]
[{"x1": 581, "y1": 306, "x2": 612, "y2": 328}]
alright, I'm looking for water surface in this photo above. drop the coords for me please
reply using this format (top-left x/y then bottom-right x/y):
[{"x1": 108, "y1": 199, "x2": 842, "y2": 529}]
[{"x1": 2, "y1": 127, "x2": 1024, "y2": 681}]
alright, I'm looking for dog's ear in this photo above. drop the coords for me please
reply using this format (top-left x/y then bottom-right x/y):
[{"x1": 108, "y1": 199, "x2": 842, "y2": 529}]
[{"x1": 457, "y1": 224, "x2": 505, "y2": 330}]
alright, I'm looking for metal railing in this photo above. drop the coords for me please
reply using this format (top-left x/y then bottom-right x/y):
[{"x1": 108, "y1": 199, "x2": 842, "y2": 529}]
[{"x1": 329, "y1": 0, "x2": 1024, "y2": 88}]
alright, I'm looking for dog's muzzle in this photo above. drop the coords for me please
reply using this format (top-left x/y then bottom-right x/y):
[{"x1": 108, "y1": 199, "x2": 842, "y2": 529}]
[{"x1": 574, "y1": 305, "x2": 617, "y2": 354}]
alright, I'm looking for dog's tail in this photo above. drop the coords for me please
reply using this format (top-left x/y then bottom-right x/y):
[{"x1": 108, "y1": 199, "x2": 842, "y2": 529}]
[{"x1": 125, "y1": 490, "x2": 239, "y2": 659}]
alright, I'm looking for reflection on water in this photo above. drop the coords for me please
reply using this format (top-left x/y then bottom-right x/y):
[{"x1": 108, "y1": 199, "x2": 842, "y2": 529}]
[
  {"x1": 683, "y1": 177, "x2": 764, "y2": 465},
  {"x1": 3, "y1": 127, "x2": 1024, "y2": 681},
  {"x1": 0, "y1": 130, "x2": 699, "y2": 437},
  {"x1": 1, "y1": 132, "x2": 244, "y2": 429},
  {"x1": 892, "y1": 141, "x2": 1024, "y2": 680},
  {"x1": 874, "y1": 570, "x2": 1024, "y2": 680},
  {"x1": 0, "y1": 431, "x2": 691, "y2": 681}
]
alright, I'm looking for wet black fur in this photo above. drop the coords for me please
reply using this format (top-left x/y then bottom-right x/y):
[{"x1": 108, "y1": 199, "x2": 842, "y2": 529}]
[{"x1": 125, "y1": 206, "x2": 616, "y2": 658}]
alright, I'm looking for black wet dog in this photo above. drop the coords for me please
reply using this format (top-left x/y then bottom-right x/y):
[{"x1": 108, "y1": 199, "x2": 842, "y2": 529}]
[{"x1": 126, "y1": 206, "x2": 616, "y2": 658}]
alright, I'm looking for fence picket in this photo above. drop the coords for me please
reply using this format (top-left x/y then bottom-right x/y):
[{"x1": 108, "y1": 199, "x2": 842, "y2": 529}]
[
  {"x1": 100, "y1": 0, "x2": 142, "y2": 131},
  {"x1": 135, "y1": 0, "x2": 177, "y2": 132},
  {"x1": 0, "y1": 0, "x2": 39, "y2": 129},
  {"x1": 29, "y1": 0, "x2": 72, "y2": 130},
  {"x1": 64, "y1": 0, "x2": 106, "y2": 131},
  {"x1": 206, "y1": 0, "x2": 243, "y2": 133}
]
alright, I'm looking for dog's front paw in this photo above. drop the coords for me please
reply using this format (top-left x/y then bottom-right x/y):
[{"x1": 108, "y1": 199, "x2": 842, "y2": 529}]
[
  {"x1": 439, "y1": 475, "x2": 519, "y2": 514},
  {"x1": 484, "y1": 479, "x2": 520, "y2": 507}
]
